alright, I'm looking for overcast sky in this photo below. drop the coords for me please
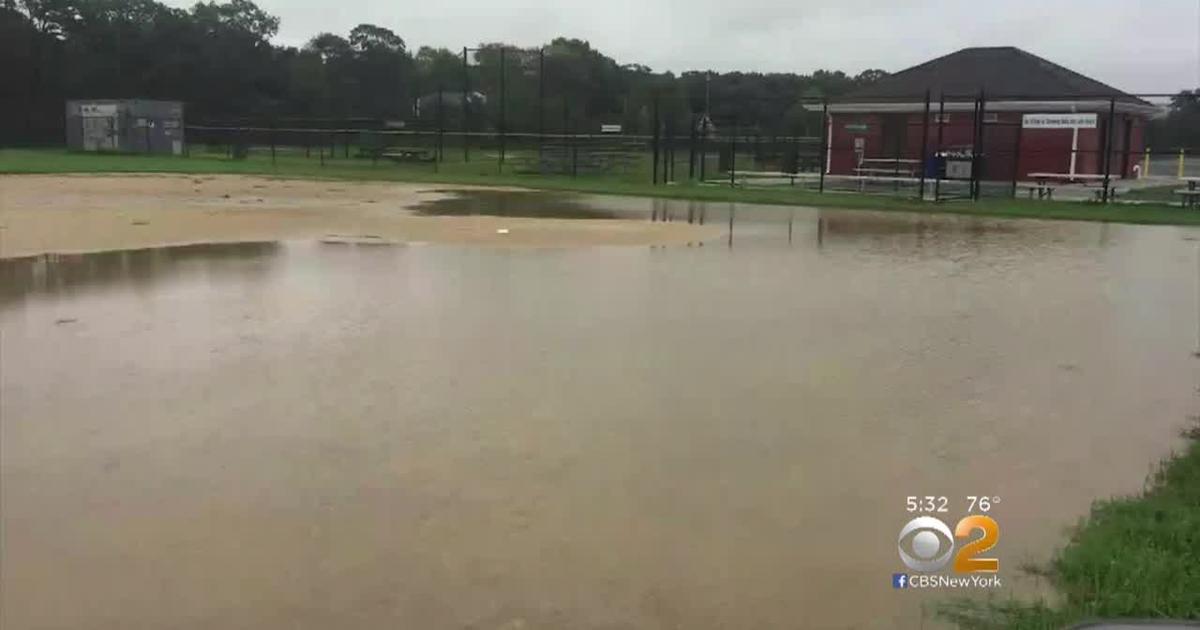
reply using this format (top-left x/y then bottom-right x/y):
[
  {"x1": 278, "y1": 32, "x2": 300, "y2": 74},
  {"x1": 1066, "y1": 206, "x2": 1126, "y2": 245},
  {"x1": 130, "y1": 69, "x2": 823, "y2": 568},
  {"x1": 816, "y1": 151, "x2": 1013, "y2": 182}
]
[{"x1": 172, "y1": 0, "x2": 1199, "y2": 93}]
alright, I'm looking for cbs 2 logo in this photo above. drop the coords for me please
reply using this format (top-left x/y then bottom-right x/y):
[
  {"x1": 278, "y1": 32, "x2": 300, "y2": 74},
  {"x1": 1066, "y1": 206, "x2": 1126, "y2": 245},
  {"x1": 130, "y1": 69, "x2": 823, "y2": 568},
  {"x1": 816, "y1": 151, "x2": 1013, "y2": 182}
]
[{"x1": 898, "y1": 515, "x2": 999, "y2": 573}]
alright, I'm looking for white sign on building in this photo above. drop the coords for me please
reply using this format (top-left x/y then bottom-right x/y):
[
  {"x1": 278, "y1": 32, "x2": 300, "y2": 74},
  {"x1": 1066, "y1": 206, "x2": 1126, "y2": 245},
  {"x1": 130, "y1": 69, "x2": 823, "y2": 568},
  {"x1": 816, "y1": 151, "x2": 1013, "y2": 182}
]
[
  {"x1": 80, "y1": 103, "x2": 118, "y2": 117},
  {"x1": 1022, "y1": 113, "x2": 1098, "y2": 129}
]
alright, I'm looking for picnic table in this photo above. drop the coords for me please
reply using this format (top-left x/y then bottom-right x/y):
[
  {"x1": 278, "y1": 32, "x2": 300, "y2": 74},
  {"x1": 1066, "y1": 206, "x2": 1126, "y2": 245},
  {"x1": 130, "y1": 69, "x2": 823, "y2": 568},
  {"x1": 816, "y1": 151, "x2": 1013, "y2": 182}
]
[
  {"x1": 860, "y1": 158, "x2": 920, "y2": 166},
  {"x1": 855, "y1": 167, "x2": 913, "y2": 175},
  {"x1": 1177, "y1": 177, "x2": 1200, "y2": 209},
  {"x1": 1023, "y1": 173, "x2": 1109, "y2": 200},
  {"x1": 380, "y1": 148, "x2": 434, "y2": 163},
  {"x1": 733, "y1": 170, "x2": 805, "y2": 185},
  {"x1": 857, "y1": 158, "x2": 920, "y2": 177}
]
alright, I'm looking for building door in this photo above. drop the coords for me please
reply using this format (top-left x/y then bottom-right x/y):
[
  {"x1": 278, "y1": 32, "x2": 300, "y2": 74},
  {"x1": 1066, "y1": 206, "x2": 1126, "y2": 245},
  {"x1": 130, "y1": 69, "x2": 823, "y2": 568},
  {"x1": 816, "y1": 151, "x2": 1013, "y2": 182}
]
[
  {"x1": 880, "y1": 114, "x2": 906, "y2": 159},
  {"x1": 82, "y1": 116, "x2": 118, "y2": 151}
]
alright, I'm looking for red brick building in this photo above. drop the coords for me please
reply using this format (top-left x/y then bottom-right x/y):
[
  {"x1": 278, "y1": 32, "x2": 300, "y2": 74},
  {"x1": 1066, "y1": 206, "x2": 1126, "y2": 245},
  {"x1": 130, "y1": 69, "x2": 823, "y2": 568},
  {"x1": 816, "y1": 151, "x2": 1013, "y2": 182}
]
[{"x1": 824, "y1": 47, "x2": 1158, "y2": 181}]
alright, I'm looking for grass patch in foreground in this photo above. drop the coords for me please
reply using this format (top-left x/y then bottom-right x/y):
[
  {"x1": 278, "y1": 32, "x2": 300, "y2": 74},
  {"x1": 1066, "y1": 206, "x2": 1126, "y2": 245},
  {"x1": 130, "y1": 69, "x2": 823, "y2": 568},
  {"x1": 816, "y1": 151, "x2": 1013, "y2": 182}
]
[
  {"x1": 3, "y1": 148, "x2": 1200, "y2": 226},
  {"x1": 939, "y1": 423, "x2": 1200, "y2": 629}
]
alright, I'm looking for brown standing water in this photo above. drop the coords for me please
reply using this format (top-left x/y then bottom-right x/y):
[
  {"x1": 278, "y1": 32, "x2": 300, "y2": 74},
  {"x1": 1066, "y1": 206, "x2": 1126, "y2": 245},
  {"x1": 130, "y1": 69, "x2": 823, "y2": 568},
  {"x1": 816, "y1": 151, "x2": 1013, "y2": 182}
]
[{"x1": 2, "y1": 196, "x2": 1198, "y2": 629}]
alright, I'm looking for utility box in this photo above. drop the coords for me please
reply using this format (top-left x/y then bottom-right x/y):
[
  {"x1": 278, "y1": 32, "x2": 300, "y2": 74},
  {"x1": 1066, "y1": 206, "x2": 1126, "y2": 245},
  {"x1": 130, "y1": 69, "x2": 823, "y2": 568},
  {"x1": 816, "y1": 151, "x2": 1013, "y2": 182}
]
[
  {"x1": 945, "y1": 159, "x2": 973, "y2": 180},
  {"x1": 938, "y1": 149, "x2": 975, "y2": 180},
  {"x1": 65, "y1": 99, "x2": 185, "y2": 155}
]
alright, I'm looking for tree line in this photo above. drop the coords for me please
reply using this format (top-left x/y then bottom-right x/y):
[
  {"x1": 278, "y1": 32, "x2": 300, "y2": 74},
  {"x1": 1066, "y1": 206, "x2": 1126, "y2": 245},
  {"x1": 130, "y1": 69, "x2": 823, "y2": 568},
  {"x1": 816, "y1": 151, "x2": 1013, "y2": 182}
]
[
  {"x1": 2, "y1": 0, "x2": 888, "y2": 144},
  {"x1": 1149, "y1": 91, "x2": 1200, "y2": 150},
  {"x1": 3, "y1": 0, "x2": 1195, "y2": 147}
]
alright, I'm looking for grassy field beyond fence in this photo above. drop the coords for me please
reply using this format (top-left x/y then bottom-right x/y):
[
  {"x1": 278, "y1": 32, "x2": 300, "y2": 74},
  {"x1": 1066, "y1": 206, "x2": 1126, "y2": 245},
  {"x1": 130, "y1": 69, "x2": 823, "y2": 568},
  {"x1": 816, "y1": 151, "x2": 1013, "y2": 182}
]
[{"x1": 3, "y1": 148, "x2": 1200, "y2": 226}]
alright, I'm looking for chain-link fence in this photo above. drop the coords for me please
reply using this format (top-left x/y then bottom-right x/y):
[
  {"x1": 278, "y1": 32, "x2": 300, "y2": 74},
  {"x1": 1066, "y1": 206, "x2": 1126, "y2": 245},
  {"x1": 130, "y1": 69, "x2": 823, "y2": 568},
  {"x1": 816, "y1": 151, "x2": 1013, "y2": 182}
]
[{"x1": 178, "y1": 66, "x2": 1195, "y2": 207}]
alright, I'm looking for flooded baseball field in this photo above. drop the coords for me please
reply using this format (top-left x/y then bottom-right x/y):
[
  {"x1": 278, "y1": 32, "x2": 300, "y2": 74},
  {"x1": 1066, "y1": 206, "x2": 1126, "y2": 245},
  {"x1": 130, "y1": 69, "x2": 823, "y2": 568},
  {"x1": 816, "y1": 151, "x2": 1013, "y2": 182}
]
[{"x1": 2, "y1": 192, "x2": 1197, "y2": 629}]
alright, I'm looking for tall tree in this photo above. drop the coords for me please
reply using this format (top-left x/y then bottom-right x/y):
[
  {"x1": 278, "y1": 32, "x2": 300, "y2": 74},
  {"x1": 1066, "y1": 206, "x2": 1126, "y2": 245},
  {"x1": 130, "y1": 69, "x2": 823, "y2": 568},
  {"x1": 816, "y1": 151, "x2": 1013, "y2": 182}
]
[{"x1": 2, "y1": 0, "x2": 901, "y2": 142}]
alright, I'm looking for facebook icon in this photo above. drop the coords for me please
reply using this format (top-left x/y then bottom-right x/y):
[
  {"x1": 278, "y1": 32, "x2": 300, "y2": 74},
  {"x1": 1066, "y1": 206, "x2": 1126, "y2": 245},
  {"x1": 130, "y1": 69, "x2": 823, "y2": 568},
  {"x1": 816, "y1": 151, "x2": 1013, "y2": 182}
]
[{"x1": 892, "y1": 573, "x2": 908, "y2": 589}]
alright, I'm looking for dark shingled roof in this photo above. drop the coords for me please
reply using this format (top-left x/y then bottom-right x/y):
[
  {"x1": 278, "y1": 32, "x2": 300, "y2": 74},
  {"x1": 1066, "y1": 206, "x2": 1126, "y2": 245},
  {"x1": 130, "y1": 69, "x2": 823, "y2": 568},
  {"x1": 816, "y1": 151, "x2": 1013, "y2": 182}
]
[{"x1": 842, "y1": 47, "x2": 1146, "y2": 103}]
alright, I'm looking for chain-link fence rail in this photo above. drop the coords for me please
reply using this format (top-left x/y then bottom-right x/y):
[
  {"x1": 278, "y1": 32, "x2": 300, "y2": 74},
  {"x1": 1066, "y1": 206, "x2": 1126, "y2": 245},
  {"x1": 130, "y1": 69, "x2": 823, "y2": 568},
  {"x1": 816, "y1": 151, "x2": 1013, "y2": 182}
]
[
  {"x1": 143, "y1": 78, "x2": 1200, "y2": 208},
  {"x1": 182, "y1": 123, "x2": 661, "y2": 179}
]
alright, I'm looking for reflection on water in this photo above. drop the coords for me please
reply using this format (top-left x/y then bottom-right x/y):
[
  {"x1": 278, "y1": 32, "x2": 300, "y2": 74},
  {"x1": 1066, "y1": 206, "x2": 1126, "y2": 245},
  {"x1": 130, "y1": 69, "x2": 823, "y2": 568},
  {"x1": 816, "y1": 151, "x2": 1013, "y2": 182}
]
[
  {"x1": 414, "y1": 189, "x2": 621, "y2": 219},
  {"x1": 0, "y1": 242, "x2": 282, "y2": 306},
  {"x1": 2, "y1": 202, "x2": 1199, "y2": 630}
]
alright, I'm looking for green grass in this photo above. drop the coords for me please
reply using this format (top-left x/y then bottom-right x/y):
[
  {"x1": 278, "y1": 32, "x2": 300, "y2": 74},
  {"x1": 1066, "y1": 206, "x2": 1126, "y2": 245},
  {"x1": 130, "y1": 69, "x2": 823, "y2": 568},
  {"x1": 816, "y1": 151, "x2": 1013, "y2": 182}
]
[
  {"x1": 3, "y1": 148, "x2": 1200, "y2": 226},
  {"x1": 1122, "y1": 184, "x2": 1191, "y2": 204},
  {"x1": 939, "y1": 424, "x2": 1200, "y2": 629}
]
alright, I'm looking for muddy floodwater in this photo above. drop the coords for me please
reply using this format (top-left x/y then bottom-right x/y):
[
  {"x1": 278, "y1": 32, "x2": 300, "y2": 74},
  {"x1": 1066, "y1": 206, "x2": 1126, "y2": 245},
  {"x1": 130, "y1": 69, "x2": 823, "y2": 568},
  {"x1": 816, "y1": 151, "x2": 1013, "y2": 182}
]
[{"x1": 2, "y1": 195, "x2": 1198, "y2": 630}]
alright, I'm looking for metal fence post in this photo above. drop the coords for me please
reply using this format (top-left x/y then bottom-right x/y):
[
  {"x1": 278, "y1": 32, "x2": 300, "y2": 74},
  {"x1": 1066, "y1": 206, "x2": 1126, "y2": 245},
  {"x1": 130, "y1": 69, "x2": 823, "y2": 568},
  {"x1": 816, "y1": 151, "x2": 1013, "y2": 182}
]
[
  {"x1": 652, "y1": 94, "x2": 660, "y2": 185},
  {"x1": 538, "y1": 48, "x2": 545, "y2": 163},
  {"x1": 1010, "y1": 117, "x2": 1023, "y2": 198},
  {"x1": 562, "y1": 97, "x2": 570, "y2": 175},
  {"x1": 818, "y1": 101, "x2": 828, "y2": 193},
  {"x1": 892, "y1": 118, "x2": 902, "y2": 193},
  {"x1": 568, "y1": 97, "x2": 577, "y2": 178},
  {"x1": 462, "y1": 47, "x2": 470, "y2": 163},
  {"x1": 664, "y1": 112, "x2": 673, "y2": 183},
  {"x1": 791, "y1": 125, "x2": 800, "y2": 185},
  {"x1": 973, "y1": 90, "x2": 987, "y2": 200},
  {"x1": 966, "y1": 94, "x2": 977, "y2": 199},
  {"x1": 934, "y1": 93, "x2": 945, "y2": 201},
  {"x1": 1179, "y1": 148, "x2": 1186, "y2": 178},
  {"x1": 437, "y1": 86, "x2": 445, "y2": 162},
  {"x1": 498, "y1": 47, "x2": 506, "y2": 174},
  {"x1": 688, "y1": 113, "x2": 697, "y2": 180},
  {"x1": 918, "y1": 90, "x2": 930, "y2": 200},
  {"x1": 699, "y1": 116, "x2": 708, "y2": 182},
  {"x1": 671, "y1": 115, "x2": 678, "y2": 182},
  {"x1": 1143, "y1": 147, "x2": 1151, "y2": 177},
  {"x1": 1102, "y1": 96, "x2": 1116, "y2": 202},
  {"x1": 729, "y1": 123, "x2": 737, "y2": 188}
]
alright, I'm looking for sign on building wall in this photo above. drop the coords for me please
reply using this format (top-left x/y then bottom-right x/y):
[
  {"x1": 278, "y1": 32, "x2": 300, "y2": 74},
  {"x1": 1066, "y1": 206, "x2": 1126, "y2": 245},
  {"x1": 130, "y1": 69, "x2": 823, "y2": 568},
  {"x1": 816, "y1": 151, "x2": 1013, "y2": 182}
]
[
  {"x1": 80, "y1": 103, "x2": 118, "y2": 117},
  {"x1": 1022, "y1": 113, "x2": 1097, "y2": 129}
]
